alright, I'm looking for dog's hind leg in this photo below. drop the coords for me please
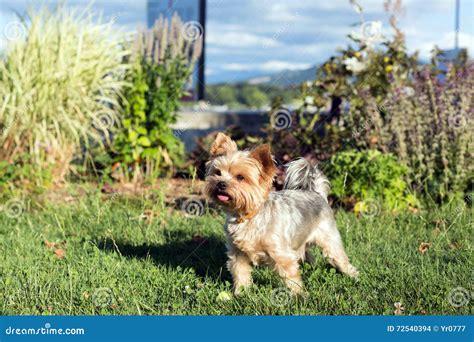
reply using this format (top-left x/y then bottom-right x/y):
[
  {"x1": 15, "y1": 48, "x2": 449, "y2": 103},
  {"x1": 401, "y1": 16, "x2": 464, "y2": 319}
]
[
  {"x1": 268, "y1": 247, "x2": 304, "y2": 294},
  {"x1": 310, "y1": 219, "x2": 359, "y2": 279}
]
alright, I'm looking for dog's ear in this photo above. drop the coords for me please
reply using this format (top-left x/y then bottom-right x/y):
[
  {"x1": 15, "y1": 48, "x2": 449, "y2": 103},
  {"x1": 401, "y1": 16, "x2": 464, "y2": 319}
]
[
  {"x1": 250, "y1": 144, "x2": 276, "y2": 187},
  {"x1": 210, "y1": 133, "x2": 237, "y2": 157}
]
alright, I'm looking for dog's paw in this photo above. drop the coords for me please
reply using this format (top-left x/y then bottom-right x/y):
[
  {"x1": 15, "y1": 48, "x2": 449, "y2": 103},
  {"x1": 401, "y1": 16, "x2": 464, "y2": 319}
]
[
  {"x1": 233, "y1": 284, "x2": 251, "y2": 297},
  {"x1": 347, "y1": 265, "x2": 360, "y2": 280}
]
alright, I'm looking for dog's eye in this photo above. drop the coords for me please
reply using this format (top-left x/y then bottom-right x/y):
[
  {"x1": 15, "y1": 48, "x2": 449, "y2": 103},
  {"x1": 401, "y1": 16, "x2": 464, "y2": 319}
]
[
  {"x1": 215, "y1": 170, "x2": 221, "y2": 176},
  {"x1": 236, "y1": 174, "x2": 244, "y2": 181}
]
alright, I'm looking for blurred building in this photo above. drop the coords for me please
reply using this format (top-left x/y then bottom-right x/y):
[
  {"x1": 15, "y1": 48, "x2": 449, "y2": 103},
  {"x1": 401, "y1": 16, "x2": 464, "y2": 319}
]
[{"x1": 147, "y1": 0, "x2": 206, "y2": 100}]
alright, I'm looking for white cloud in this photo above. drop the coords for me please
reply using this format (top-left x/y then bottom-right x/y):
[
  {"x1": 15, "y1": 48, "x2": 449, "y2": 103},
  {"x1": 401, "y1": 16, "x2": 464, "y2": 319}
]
[
  {"x1": 206, "y1": 30, "x2": 280, "y2": 48},
  {"x1": 416, "y1": 31, "x2": 474, "y2": 59},
  {"x1": 221, "y1": 60, "x2": 312, "y2": 72}
]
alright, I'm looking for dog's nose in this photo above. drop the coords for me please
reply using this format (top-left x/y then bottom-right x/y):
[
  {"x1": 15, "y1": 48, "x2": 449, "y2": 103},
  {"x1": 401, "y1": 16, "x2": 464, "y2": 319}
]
[{"x1": 217, "y1": 181, "x2": 227, "y2": 191}]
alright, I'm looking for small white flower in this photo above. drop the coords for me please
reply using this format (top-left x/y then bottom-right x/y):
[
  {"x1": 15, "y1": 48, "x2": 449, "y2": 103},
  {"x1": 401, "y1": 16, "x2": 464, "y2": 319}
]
[
  {"x1": 403, "y1": 87, "x2": 415, "y2": 97},
  {"x1": 304, "y1": 96, "x2": 314, "y2": 105},
  {"x1": 343, "y1": 57, "x2": 366, "y2": 73},
  {"x1": 306, "y1": 105, "x2": 318, "y2": 113},
  {"x1": 305, "y1": 81, "x2": 313, "y2": 88}
]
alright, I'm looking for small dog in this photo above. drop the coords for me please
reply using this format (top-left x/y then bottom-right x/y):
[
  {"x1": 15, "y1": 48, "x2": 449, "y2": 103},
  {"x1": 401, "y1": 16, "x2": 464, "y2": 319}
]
[{"x1": 205, "y1": 133, "x2": 359, "y2": 295}]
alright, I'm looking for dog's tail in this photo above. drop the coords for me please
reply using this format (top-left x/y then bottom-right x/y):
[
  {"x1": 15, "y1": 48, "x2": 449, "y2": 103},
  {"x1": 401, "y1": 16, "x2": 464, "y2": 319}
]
[{"x1": 283, "y1": 158, "x2": 330, "y2": 201}]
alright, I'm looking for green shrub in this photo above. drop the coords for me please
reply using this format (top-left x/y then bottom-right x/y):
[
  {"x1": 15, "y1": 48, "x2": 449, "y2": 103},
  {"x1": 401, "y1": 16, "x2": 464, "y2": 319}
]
[
  {"x1": 113, "y1": 14, "x2": 202, "y2": 181},
  {"x1": 0, "y1": 6, "x2": 128, "y2": 184},
  {"x1": 327, "y1": 150, "x2": 418, "y2": 212}
]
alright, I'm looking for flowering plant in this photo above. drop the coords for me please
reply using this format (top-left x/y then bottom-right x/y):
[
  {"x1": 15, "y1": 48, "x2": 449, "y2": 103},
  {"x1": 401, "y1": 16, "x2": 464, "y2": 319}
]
[{"x1": 270, "y1": 0, "x2": 472, "y2": 203}]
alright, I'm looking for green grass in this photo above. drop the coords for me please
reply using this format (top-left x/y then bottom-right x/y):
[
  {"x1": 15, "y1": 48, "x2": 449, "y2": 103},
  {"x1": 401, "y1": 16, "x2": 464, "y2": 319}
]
[{"x1": 0, "y1": 194, "x2": 472, "y2": 315}]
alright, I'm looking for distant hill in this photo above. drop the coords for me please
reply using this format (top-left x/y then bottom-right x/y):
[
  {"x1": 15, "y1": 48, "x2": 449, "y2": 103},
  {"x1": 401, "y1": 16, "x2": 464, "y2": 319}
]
[
  {"x1": 207, "y1": 65, "x2": 318, "y2": 87},
  {"x1": 205, "y1": 65, "x2": 317, "y2": 107},
  {"x1": 244, "y1": 65, "x2": 317, "y2": 87}
]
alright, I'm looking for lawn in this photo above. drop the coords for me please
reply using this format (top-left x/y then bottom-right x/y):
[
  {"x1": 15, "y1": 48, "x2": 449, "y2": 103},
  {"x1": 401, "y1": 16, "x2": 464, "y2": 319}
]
[{"x1": 0, "y1": 193, "x2": 472, "y2": 315}]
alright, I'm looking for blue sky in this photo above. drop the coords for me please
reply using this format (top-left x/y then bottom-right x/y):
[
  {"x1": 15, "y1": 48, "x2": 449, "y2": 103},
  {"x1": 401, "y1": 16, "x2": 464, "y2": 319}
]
[{"x1": 1, "y1": 0, "x2": 473, "y2": 83}]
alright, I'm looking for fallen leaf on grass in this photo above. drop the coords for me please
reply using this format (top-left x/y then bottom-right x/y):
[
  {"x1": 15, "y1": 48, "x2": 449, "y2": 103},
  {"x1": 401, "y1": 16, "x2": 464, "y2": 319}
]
[
  {"x1": 143, "y1": 209, "x2": 154, "y2": 225},
  {"x1": 393, "y1": 302, "x2": 404, "y2": 315},
  {"x1": 44, "y1": 240, "x2": 66, "y2": 259},
  {"x1": 44, "y1": 240, "x2": 66, "y2": 249},
  {"x1": 54, "y1": 249, "x2": 66, "y2": 259},
  {"x1": 418, "y1": 242, "x2": 430, "y2": 254},
  {"x1": 44, "y1": 240, "x2": 57, "y2": 249}
]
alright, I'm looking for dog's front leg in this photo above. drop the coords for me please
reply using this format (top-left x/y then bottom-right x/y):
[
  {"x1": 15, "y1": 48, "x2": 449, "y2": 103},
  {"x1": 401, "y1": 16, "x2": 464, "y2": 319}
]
[{"x1": 227, "y1": 249, "x2": 252, "y2": 296}]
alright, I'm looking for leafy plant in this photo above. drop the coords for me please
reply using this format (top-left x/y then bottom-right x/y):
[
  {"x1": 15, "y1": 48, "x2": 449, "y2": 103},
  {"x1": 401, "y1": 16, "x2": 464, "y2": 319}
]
[
  {"x1": 269, "y1": 0, "x2": 472, "y2": 203},
  {"x1": 113, "y1": 14, "x2": 203, "y2": 182},
  {"x1": 0, "y1": 5, "x2": 128, "y2": 184},
  {"x1": 327, "y1": 149, "x2": 418, "y2": 212},
  {"x1": 355, "y1": 63, "x2": 474, "y2": 201},
  {"x1": 0, "y1": 154, "x2": 53, "y2": 192}
]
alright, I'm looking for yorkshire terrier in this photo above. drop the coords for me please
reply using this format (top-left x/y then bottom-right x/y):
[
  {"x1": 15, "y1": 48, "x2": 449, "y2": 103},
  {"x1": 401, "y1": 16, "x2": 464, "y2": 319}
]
[{"x1": 205, "y1": 133, "x2": 359, "y2": 295}]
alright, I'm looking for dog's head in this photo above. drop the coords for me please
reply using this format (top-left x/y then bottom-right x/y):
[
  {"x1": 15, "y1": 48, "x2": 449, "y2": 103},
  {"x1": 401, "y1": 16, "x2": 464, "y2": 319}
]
[{"x1": 205, "y1": 133, "x2": 276, "y2": 215}]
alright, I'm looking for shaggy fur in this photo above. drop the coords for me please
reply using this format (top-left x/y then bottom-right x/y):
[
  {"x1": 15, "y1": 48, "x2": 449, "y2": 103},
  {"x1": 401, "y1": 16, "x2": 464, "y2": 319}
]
[{"x1": 205, "y1": 133, "x2": 359, "y2": 295}]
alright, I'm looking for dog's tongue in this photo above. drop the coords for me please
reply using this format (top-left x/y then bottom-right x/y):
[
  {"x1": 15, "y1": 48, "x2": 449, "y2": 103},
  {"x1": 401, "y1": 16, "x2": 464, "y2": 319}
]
[{"x1": 217, "y1": 194, "x2": 230, "y2": 202}]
